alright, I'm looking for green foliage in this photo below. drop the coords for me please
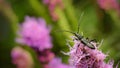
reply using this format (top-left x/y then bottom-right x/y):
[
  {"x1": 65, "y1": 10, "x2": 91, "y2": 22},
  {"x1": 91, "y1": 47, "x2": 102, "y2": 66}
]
[{"x1": 0, "y1": 0, "x2": 120, "y2": 67}]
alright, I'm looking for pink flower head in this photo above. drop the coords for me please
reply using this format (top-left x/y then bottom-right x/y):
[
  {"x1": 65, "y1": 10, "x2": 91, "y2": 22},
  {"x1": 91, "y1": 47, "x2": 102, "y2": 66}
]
[
  {"x1": 64, "y1": 38, "x2": 116, "y2": 68},
  {"x1": 42, "y1": 0, "x2": 64, "y2": 21},
  {"x1": 48, "y1": 58, "x2": 70, "y2": 68},
  {"x1": 43, "y1": 0, "x2": 50, "y2": 4},
  {"x1": 11, "y1": 46, "x2": 33, "y2": 68},
  {"x1": 16, "y1": 16, "x2": 52, "y2": 51},
  {"x1": 97, "y1": 0, "x2": 120, "y2": 10},
  {"x1": 38, "y1": 49, "x2": 55, "y2": 63}
]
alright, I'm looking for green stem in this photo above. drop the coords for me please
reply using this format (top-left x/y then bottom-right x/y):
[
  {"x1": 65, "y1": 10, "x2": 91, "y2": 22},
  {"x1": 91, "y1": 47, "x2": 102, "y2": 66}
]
[
  {"x1": 63, "y1": 0, "x2": 78, "y2": 31},
  {"x1": 56, "y1": 8, "x2": 72, "y2": 39},
  {"x1": 0, "y1": 0, "x2": 18, "y2": 36},
  {"x1": 28, "y1": 0, "x2": 52, "y2": 23},
  {"x1": 107, "y1": 11, "x2": 120, "y2": 27}
]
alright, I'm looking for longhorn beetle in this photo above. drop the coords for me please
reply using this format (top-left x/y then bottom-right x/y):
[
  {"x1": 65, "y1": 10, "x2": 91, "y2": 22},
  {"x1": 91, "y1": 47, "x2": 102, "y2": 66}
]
[
  {"x1": 63, "y1": 30, "x2": 95, "y2": 49},
  {"x1": 63, "y1": 12, "x2": 95, "y2": 49}
]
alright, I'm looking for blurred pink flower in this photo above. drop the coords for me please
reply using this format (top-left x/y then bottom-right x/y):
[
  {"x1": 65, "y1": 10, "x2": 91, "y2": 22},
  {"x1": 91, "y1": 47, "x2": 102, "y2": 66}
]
[
  {"x1": 64, "y1": 39, "x2": 116, "y2": 68},
  {"x1": 42, "y1": 0, "x2": 64, "y2": 21},
  {"x1": 11, "y1": 46, "x2": 33, "y2": 68},
  {"x1": 48, "y1": 58, "x2": 70, "y2": 68},
  {"x1": 97, "y1": 0, "x2": 120, "y2": 10},
  {"x1": 16, "y1": 16, "x2": 52, "y2": 51},
  {"x1": 38, "y1": 49, "x2": 55, "y2": 63}
]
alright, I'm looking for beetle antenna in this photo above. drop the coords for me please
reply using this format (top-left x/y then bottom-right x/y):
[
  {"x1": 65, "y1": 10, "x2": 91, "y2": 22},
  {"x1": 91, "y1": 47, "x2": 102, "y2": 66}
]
[{"x1": 77, "y1": 12, "x2": 84, "y2": 34}]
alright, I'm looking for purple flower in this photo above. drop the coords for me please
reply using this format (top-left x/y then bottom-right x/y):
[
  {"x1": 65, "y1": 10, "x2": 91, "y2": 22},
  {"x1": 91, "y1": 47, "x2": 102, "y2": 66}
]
[
  {"x1": 11, "y1": 46, "x2": 33, "y2": 68},
  {"x1": 16, "y1": 16, "x2": 52, "y2": 51},
  {"x1": 64, "y1": 39, "x2": 116, "y2": 68},
  {"x1": 47, "y1": 58, "x2": 70, "y2": 68}
]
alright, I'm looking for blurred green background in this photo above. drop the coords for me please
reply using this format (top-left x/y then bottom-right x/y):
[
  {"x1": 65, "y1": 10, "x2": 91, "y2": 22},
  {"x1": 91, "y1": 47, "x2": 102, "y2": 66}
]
[{"x1": 0, "y1": 0, "x2": 120, "y2": 68}]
